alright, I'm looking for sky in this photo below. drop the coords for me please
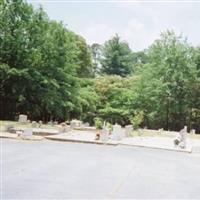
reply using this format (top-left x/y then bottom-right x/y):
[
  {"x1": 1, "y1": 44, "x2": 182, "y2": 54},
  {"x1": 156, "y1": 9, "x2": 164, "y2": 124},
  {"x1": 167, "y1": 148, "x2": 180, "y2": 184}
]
[{"x1": 27, "y1": 0, "x2": 200, "y2": 51}]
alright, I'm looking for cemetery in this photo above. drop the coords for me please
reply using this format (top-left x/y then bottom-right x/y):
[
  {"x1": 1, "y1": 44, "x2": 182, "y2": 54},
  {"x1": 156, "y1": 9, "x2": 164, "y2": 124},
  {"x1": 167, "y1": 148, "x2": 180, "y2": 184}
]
[
  {"x1": 1, "y1": 114, "x2": 200, "y2": 153},
  {"x1": 1, "y1": 0, "x2": 200, "y2": 198}
]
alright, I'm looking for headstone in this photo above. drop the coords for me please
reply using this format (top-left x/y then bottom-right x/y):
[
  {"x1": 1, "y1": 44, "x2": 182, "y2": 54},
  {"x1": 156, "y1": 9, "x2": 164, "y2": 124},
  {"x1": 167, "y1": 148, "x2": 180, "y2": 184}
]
[
  {"x1": 53, "y1": 121, "x2": 58, "y2": 125},
  {"x1": 47, "y1": 121, "x2": 53, "y2": 126},
  {"x1": 70, "y1": 121, "x2": 76, "y2": 129},
  {"x1": 179, "y1": 126, "x2": 187, "y2": 149},
  {"x1": 59, "y1": 122, "x2": 68, "y2": 133},
  {"x1": 190, "y1": 129, "x2": 196, "y2": 134},
  {"x1": 70, "y1": 119, "x2": 82, "y2": 129},
  {"x1": 83, "y1": 122, "x2": 90, "y2": 127},
  {"x1": 31, "y1": 121, "x2": 38, "y2": 128},
  {"x1": 38, "y1": 120, "x2": 43, "y2": 128},
  {"x1": 174, "y1": 126, "x2": 187, "y2": 149},
  {"x1": 125, "y1": 125, "x2": 132, "y2": 137},
  {"x1": 100, "y1": 127, "x2": 109, "y2": 141},
  {"x1": 23, "y1": 128, "x2": 33, "y2": 136},
  {"x1": 112, "y1": 124, "x2": 122, "y2": 140},
  {"x1": 18, "y1": 114, "x2": 27, "y2": 123}
]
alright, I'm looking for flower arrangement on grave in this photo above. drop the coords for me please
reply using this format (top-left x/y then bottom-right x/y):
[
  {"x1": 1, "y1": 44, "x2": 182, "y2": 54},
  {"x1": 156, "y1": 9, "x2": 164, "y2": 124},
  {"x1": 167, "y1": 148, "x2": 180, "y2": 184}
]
[
  {"x1": 94, "y1": 117, "x2": 103, "y2": 140},
  {"x1": 106, "y1": 122, "x2": 113, "y2": 134}
]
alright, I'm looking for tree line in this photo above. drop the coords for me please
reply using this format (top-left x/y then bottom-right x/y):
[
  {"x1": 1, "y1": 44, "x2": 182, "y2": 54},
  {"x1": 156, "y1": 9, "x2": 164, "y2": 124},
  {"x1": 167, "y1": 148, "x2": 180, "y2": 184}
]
[{"x1": 0, "y1": 0, "x2": 200, "y2": 132}]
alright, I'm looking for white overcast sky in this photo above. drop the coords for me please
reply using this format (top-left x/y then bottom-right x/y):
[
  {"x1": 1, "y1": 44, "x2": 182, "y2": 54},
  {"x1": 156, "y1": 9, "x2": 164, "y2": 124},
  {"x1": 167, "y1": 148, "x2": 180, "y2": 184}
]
[{"x1": 27, "y1": 1, "x2": 200, "y2": 51}]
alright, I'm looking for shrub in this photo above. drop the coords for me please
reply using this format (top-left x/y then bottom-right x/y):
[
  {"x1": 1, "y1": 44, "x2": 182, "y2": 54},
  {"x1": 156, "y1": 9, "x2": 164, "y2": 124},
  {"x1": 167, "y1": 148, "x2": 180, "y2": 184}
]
[
  {"x1": 94, "y1": 117, "x2": 103, "y2": 130},
  {"x1": 129, "y1": 111, "x2": 144, "y2": 130},
  {"x1": 106, "y1": 122, "x2": 113, "y2": 133}
]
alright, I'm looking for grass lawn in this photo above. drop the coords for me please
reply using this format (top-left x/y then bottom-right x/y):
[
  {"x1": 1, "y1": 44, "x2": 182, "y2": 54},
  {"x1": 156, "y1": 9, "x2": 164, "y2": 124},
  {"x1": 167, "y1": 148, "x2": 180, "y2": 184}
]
[
  {"x1": 0, "y1": 120, "x2": 58, "y2": 131},
  {"x1": 131, "y1": 129, "x2": 200, "y2": 140},
  {"x1": 1, "y1": 120, "x2": 200, "y2": 140},
  {"x1": 131, "y1": 129, "x2": 174, "y2": 138}
]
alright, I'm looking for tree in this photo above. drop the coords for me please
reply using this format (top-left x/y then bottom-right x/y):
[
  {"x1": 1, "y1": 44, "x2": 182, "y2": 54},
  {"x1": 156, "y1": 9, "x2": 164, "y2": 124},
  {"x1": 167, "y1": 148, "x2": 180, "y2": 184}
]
[
  {"x1": 94, "y1": 75, "x2": 136, "y2": 125},
  {"x1": 75, "y1": 35, "x2": 94, "y2": 78},
  {"x1": 100, "y1": 35, "x2": 133, "y2": 77},
  {"x1": 133, "y1": 30, "x2": 198, "y2": 131},
  {"x1": 132, "y1": 50, "x2": 148, "y2": 72},
  {"x1": 0, "y1": 0, "x2": 81, "y2": 121},
  {"x1": 188, "y1": 47, "x2": 200, "y2": 131},
  {"x1": 71, "y1": 78, "x2": 100, "y2": 124}
]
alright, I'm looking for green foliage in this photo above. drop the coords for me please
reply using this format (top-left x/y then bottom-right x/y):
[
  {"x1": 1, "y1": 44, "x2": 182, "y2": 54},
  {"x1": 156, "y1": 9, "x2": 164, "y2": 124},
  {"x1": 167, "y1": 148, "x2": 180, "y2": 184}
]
[
  {"x1": 75, "y1": 35, "x2": 94, "y2": 78},
  {"x1": 94, "y1": 117, "x2": 103, "y2": 129},
  {"x1": 72, "y1": 78, "x2": 100, "y2": 123},
  {"x1": 106, "y1": 122, "x2": 113, "y2": 132},
  {"x1": 94, "y1": 75, "x2": 136, "y2": 125},
  {"x1": 129, "y1": 111, "x2": 144, "y2": 130},
  {"x1": 0, "y1": 0, "x2": 93, "y2": 121},
  {"x1": 0, "y1": 1, "x2": 199, "y2": 133},
  {"x1": 100, "y1": 35, "x2": 134, "y2": 77},
  {"x1": 132, "y1": 30, "x2": 199, "y2": 130}
]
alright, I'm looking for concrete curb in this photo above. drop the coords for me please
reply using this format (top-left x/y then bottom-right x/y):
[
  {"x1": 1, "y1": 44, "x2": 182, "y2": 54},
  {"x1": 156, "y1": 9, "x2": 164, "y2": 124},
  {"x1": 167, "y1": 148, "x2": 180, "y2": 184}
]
[
  {"x1": 45, "y1": 136, "x2": 118, "y2": 146},
  {"x1": 45, "y1": 136, "x2": 192, "y2": 153},
  {"x1": 119, "y1": 143, "x2": 192, "y2": 153},
  {"x1": 0, "y1": 135, "x2": 18, "y2": 139},
  {"x1": 0, "y1": 132, "x2": 43, "y2": 141},
  {"x1": 19, "y1": 135, "x2": 43, "y2": 141},
  {"x1": 0, "y1": 132, "x2": 193, "y2": 153}
]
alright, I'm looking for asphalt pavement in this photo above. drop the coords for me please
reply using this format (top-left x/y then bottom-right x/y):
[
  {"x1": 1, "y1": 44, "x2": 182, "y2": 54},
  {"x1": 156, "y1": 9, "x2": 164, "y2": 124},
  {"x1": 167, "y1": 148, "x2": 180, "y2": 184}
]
[{"x1": 2, "y1": 138, "x2": 200, "y2": 199}]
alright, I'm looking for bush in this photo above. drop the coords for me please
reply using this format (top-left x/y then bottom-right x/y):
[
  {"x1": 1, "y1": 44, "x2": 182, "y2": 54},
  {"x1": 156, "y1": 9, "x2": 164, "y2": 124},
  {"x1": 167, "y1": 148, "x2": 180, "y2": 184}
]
[
  {"x1": 106, "y1": 122, "x2": 113, "y2": 133},
  {"x1": 94, "y1": 117, "x2": 103, "y2": 129},
  {"x1": 129, "y1": 111, "x2": 144, "y2": 130}
]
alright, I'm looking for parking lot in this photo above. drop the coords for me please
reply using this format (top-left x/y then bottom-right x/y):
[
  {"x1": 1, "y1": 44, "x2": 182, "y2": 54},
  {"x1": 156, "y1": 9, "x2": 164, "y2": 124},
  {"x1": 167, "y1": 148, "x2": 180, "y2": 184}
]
[{"x1": 2, "y1": 138, "x2": 200, "y2": 199}]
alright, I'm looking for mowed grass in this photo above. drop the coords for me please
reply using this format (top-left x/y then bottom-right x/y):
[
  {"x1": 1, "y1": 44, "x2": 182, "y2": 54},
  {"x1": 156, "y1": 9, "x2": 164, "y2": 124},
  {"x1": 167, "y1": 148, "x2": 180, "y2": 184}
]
[
  {"x1": 1, "y1": 120, "x2": 200, "y2": 140},
  {"x1": 0, "y1": 120, "x2": 58, "y2": 130},
  {"x1": 131, "y1": 129, "x2": 175, "y2": 138},
  {"x1": 131, "y1": 129, "x2": 200, "y2": 140}
]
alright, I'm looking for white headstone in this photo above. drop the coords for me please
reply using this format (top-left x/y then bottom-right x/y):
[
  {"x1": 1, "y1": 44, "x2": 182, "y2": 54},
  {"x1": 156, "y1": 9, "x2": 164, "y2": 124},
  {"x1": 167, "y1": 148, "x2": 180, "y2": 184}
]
[
  {"x1": 112, "y1": 124, "x2": 122, "y2": 140},
  {"x1": 70, "y1": 119, "x2": 82, "y2": 129},
  {"x1": 47, "y1": 121, "x2": 53, "y2": 126},
  {"x1": 53, "y1": 121, "x2": 58, "y2": 125},
  {"x1": 100, "y1": 127, "x2": 109, "y2": 141},
  {"x1": 83, "y1": 122, "x2": 90, "y2": 127},
  {"x1": 178, "y1": 126, "x2": 187, "y2": 149},
  {"x1": 190, "y1": 129, "x2": 196, "y2": 134},
  {"x1": 31, "y1": 121, "x2": 38, "y2": 128},
  {"x1": 125, "y1": 125, "x2": 132, "y2": 137},
  {"x1": 23, "y1": 128, "x2": 33, "y2": 136},
  {"x1": 18, "y1": 114, "x2": 27, "y2": 123},
  {"x1": 59, "y1": 123, "x2": 69, "y2": 133},
  {"x1": 38, "y1": 120, "x2": 43, "y2": 128}
]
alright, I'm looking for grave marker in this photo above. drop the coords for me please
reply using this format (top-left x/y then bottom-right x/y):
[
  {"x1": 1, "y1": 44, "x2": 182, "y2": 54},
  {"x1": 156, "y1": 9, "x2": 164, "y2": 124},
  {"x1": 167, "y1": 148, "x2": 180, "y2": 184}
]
[
  {"x1": 18, "y1": 114, "x2": 27, "y2": 123},
  {"x1": 112, "y1": 124, "x2": 122, "y2": 140}
]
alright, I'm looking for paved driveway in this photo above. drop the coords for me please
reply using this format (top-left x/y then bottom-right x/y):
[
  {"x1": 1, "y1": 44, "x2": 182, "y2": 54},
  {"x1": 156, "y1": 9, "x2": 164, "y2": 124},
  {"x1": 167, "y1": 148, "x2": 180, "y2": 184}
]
[{"x1": 2, "y1": 139, "x2": 200, "y2": 199}]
